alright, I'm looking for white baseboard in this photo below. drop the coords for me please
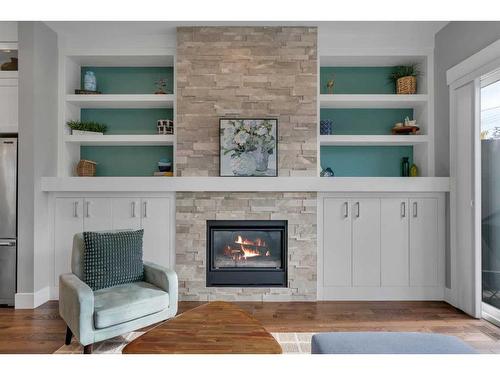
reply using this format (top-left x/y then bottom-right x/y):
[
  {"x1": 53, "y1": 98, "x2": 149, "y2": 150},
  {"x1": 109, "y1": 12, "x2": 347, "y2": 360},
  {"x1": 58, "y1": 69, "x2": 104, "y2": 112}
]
[
  {"x1": 318, "y1": 286, "x2": 445, "y2": 301},
  {"x1": 15, "y1": 286, "x2": 51, "y2": 309}
]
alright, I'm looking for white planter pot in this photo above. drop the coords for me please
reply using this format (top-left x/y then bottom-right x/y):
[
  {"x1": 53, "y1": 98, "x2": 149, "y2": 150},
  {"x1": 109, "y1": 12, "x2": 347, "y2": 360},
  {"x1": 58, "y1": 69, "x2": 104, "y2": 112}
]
[{"x1": 72, "y1": 130, "x2": 104, "y2": 136}]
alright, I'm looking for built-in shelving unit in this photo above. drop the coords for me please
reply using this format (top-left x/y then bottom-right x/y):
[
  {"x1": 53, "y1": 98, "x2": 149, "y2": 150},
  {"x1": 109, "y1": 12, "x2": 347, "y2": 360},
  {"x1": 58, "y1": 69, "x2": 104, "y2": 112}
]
[
  {"x1": 41, "y1": 176, "x2": 451, "y2": 193},
  {"x1": 65, "y1": 94, "x2": 174, "y2": 109},
  {"x1": 319, "y1": 134, "x2": 429, "y2": 146},
  {"x1": 318, "y1": 51, "x2": 434, "y2": 177},
  {"x1": 64, "y1": 134, "x2": 175, "y2": 146},
  {"x1": 319, "y1": 94, "x2": 428, "y2": 109},
  {"x1": 58, "y1": 52, "x2": 176, "y2": 177}
]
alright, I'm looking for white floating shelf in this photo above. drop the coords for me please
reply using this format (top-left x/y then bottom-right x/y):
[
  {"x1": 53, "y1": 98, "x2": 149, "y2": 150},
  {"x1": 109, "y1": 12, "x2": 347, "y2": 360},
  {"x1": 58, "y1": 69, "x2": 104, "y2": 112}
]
[
  {"x1": 320, "y1": 135, "x2": 430, "y2": 146},
  {"x1": 0, "y1": 71, "x2": 18, "y2": 79},
  {"x1": 320, "y1": 94, "x2": 428, "y2": 109},
  {"x1": 40, "y1": 177, "x2": 451, "y2": 193},
  {"x1": 65, "y1": 94, "x2": 174, "y2": 109},
  {"x1": 64, "y1": 134, "x2": 174, "y2": 146}
]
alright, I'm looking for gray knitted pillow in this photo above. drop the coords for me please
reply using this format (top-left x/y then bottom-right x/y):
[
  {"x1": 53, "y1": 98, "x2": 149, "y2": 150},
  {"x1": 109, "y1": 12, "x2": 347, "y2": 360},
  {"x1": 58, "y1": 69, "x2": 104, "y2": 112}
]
[{"x1": 83, "y1": 230, "x2": 144, "y2": 291}]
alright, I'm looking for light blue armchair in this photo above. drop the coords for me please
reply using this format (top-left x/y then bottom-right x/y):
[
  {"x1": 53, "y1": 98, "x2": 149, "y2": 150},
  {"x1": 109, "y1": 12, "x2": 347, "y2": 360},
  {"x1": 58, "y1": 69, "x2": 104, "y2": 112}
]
[{"x1": 59, "y1": 232, "x2": 178, "y2": 354}]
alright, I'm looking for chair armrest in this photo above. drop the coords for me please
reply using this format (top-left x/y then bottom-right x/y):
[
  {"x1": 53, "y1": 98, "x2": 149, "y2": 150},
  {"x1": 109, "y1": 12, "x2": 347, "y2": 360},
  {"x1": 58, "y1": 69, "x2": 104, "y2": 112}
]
[
  {"x1": 143, "y1": 262, "x2": 178, "y2": 315},
  {"x1": 59, "y1": 273, "x2": 95, "y2": 345}
]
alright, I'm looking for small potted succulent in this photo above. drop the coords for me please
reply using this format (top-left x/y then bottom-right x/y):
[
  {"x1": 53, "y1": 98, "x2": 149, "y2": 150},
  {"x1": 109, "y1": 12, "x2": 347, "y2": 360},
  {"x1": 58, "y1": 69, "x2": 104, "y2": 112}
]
[
  {"x1": 67, "y1": 120, "x2": 107, "y2": 135},
  {"x1": 389, "y1": 65, "x2": 420, "y2": 95}
]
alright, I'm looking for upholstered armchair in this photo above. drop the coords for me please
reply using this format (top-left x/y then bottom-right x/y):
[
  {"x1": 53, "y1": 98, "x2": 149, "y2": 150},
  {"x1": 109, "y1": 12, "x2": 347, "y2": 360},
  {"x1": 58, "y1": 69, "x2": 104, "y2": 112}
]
[{"x1": 59, "y1": 232, "x2": 178, "y2": 354}]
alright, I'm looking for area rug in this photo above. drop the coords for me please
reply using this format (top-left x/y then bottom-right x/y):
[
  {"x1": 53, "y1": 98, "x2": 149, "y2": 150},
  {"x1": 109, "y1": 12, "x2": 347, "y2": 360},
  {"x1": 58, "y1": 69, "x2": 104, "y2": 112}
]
[{"x1": 54, "y1": 332, "x2": 314, "y2": 354}]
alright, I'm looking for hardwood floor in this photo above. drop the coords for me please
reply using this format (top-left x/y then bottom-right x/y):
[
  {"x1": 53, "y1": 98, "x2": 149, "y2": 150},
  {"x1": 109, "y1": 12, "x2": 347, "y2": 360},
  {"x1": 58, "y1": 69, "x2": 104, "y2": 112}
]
[{"x1": 1, "y1": 300, "x2": 500, "y2": 354}]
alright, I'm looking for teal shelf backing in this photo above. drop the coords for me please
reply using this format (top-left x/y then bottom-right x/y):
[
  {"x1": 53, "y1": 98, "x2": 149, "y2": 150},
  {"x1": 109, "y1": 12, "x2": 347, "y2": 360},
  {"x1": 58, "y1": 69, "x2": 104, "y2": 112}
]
[
  {"x1": 81, "y1": 67, "x2": 174, "y2": 94},
  {"x1": 320, "y1": 108, "x2": 414, "y2": 135},
  {"x1": 80, "y1": 108, "x2": 173, "y2": 135},
  {"x1": 320, "y1": 67, "x2": 395, "y2": 94},
  {"x1": 320, "y1": 146, "x2": 413, "y2": 177},
  {"x1": 80, "y1": 146, "x2": 173, "y2": 176}
]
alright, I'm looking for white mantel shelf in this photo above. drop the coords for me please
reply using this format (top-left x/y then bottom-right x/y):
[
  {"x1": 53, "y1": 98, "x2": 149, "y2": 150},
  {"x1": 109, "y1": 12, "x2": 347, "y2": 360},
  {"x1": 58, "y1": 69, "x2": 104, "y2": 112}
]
[{"x1": 40, "y1": 177, "x2": 451, "y2": 193}]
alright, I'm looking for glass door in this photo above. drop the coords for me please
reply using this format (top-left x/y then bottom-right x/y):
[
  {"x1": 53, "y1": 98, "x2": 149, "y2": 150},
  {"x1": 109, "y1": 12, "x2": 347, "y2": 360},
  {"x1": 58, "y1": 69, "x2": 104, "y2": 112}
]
[{"x1": 481, "y1": 71, "x2": 500, "y2": 323}]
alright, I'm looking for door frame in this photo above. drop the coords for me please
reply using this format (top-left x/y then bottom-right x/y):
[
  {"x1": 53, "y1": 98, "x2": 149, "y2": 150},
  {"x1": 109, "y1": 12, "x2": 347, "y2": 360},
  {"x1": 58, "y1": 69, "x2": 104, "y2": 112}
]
[{"x1": 447, "y1": 38, "x2": 500, "y2": 318}]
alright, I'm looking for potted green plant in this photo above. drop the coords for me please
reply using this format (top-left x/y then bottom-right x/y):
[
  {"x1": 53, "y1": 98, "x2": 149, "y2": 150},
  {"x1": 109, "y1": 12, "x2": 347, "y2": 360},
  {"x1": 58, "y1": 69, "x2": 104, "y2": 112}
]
[
  {"x1": 389, "y1": 65, "x2": 420, "y2": 94},
  {"x1": 67, "y1": 120, "x2": 107, "y2": 135}
]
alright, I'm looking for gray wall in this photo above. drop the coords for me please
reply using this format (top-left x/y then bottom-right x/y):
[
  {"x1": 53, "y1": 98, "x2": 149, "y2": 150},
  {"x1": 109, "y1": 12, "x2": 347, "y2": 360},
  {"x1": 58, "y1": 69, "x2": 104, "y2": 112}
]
[{"x1": 17, "y1": 22, "x2": 58, "y2": 297}]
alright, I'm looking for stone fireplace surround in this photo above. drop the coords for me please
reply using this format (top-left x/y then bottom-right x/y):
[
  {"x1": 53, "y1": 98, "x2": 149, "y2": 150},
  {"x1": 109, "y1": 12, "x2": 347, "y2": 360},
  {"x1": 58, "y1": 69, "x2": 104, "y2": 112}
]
[{"x1": 175, "y1": 26, "x2": 318, "y2": 301}]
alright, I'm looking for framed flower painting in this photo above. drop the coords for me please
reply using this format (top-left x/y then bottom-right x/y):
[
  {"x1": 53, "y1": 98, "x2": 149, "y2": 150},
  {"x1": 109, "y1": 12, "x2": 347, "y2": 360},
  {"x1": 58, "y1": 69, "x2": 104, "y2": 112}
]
[{"x1": 219, "y1": 118, "x2": 278, "y2": 177}]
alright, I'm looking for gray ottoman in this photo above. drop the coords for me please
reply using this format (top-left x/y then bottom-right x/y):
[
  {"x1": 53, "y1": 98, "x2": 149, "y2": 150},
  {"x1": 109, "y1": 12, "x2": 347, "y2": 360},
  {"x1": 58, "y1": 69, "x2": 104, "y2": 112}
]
[{"x1": 311, "y1": 332, "x2": 477, "y2": 354}]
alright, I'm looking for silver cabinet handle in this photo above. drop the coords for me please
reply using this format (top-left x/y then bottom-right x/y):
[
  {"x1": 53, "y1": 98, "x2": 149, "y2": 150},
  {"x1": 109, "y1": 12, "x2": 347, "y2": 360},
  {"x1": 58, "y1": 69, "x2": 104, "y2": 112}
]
[
  {"x1": 132, "y1": 201, "x2": 136, "y2": 218},
  {"x1": 343, "y1": 202, "x2": 349, "y2": 218},
  {"x1": 0, "y1": 240, "x2": 15, "y2": 246},
  {"x1": 143, "y1": 201, "x2": 148, "y2": 218},
  {"x1": 401, "y1": 201, "x2": 406, "y2": 217},
  {"x1": 413, "y1": 202, "x2": 418, "y2": 217},
  {"x1": 86, "y1": 201, "x2": 90, "y2": 218},
  {"x1": 355, "y1": 202, "x2": 360, "y2": 218},
  {"x1": 73, "y1": 201, "x2": 79, "y2": 218}
]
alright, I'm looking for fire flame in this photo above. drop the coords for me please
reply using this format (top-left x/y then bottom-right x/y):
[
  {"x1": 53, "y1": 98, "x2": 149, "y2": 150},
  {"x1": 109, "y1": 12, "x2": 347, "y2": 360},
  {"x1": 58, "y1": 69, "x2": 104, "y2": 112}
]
[{"x1": 223, "y1": 235, "x2": 271, "y2": 261}]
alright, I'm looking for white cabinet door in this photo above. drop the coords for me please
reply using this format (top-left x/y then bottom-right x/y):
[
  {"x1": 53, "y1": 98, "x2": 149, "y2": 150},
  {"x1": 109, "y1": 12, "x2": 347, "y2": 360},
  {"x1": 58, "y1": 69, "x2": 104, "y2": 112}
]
[
  {"x1": 141, "y1": 198, "x2": 172, "y2": 268},
  {"x1": 0, "y1": 79, "x2": 18, "y2": 133},
  {"x1": 409, "y1": 198, "x2": 439, "y2": 286},
  {"x1": 54, "y1": 198, "x2": 83, "y2": 285},
  {"x1": 323, "y1": 198, "x2": 352, "y2": 286},
  {"x1": 83, "y1": 198, "x2": 112, "y2": 231},
  {"x1": 352, "y1": 199, "x2": 381, "y2": 286},
  {"x1": 381, "y1": 199, "x2": 409, "y2": 286},
  {"x1": 112, "y1": 198, "x2": 141, "y2": 231}
]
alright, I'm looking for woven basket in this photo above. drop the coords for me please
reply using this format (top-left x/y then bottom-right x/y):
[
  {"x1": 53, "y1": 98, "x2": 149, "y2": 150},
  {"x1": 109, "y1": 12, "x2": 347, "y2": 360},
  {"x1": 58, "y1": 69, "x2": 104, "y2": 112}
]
[
  {"x1": 396, "y1": 76, "x2": 417, "y2": 95},
  {"x1": 76, "y1": 160, "x2": 97, "y2": 177}
]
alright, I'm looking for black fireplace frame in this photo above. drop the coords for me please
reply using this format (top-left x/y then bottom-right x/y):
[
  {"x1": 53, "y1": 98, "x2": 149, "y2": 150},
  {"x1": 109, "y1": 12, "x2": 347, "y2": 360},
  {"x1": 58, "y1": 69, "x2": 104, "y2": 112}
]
[{"x1": 206, "y1": 220, "x2": 288, "y2": 287}]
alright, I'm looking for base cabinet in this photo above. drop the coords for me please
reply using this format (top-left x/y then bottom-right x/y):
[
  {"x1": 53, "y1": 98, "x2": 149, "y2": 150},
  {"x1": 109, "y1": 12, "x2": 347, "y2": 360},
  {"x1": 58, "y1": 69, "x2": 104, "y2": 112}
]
[
  {"x1": 409, "y1": 198, "x2": 439, "y2": 287},
  {"x1": 52, "y1": 194, "x2": 175, "y2": 289},
  {"x1": 320, "y1": 193, "x2": 444, "y2": 300}
]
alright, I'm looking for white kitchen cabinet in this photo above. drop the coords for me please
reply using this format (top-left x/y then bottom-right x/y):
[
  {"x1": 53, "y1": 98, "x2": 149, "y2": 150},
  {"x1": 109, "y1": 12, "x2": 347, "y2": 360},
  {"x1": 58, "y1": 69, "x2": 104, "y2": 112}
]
[
  {"x1": 112, "y1": 198, "x2": 141, "y2": 230},
  {"x1": 83, "y1": 198, "x2": 112, "y2": 231},
  {"x1": 381, "y1": 198, "x2": 409, "y2": 286},
  {"x1": 323, "y1": 198, "x2": 352, "y2": 286},
  {"x1": 0, "y1": 76, "x2": 18, "y2": 133},
  {"x1": 352, "y1": 199, "x2": 381, "y2": 287},
  {"x1": 409, "y1": 198, "x2": 439, "y2": 286},
  {"x1": 141, "y1": 198, "x2": 173, "y2": 269},
  {"x1": 54, "y1": 198, "x2": 83, "y2": 283}
]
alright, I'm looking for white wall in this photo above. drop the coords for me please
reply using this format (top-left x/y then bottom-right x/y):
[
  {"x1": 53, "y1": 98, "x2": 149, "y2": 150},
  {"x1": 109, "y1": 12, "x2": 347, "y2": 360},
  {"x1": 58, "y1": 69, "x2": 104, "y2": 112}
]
[{"x1": 17, "y1": 21, "x2": 58, "y2": 308}]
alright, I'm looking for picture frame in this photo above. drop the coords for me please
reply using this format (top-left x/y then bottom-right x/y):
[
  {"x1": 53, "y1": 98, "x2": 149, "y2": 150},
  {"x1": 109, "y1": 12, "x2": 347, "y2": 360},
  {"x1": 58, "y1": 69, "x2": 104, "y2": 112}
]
[{"x1": 219, "y1": 118, "x2": 278, "y2": 177}]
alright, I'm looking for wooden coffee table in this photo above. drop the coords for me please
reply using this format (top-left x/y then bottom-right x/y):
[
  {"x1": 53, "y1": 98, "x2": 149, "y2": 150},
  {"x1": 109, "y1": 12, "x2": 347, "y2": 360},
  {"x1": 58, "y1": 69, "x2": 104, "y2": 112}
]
[{"x1": 122, "y1": 301, "x2": 282, "y2": 354}]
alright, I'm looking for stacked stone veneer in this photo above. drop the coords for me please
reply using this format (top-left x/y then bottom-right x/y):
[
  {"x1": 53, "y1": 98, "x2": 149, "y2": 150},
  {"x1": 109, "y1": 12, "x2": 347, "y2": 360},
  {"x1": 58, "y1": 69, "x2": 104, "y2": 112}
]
[{"x1": 175, "y1": 27, "x2": 318, "y2": 301}]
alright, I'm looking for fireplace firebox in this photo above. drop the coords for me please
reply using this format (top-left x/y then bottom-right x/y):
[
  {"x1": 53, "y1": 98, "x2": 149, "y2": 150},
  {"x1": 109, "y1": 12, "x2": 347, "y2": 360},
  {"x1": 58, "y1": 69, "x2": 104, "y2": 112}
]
[{"x1": 206, "y1": 220, "x2": 288, "y2": 287}]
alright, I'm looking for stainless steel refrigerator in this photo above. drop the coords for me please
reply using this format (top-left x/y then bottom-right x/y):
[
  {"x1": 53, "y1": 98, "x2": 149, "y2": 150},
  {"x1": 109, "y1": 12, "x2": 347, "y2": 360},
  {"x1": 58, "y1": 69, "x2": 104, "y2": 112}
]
[{"x1": 0, "y1": 137, "x2": 16, "y2": 306}]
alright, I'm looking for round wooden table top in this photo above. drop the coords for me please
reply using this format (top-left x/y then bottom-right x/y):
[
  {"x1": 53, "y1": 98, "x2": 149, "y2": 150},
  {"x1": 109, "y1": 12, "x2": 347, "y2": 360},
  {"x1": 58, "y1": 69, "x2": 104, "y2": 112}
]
[{"x1": 122, "y1": 301, "x2": 282, "y2": 354}]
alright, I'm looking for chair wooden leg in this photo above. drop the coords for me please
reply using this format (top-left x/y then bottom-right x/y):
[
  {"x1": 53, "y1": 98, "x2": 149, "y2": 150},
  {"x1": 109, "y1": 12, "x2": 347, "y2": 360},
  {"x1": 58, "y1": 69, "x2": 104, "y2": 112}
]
[
  {"x1": 65, "y1": 326, "x2": 73, "y2": 345},
  {"x1": 83, "y1": 344, "x2": 93, "y2": 354}
]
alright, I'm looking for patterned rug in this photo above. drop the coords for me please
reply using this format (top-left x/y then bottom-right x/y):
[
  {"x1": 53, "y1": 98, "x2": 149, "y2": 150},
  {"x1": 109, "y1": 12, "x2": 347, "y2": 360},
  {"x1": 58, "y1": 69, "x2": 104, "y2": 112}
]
[{"x1": 54, "y1": 332, "x2": 314, "y2": 354}]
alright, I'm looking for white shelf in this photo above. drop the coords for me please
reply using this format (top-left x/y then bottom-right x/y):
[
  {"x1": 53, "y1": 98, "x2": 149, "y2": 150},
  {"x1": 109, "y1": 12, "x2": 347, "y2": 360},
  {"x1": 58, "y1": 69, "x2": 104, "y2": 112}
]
[
  {"x1": 40, "y1": 177, "x2": 451, "y2": 193},
  {"x1": 0, "y1": 71, "x2": 18, "y2": 79},
  {"x1": 65, "y1": 94, "x2": 174, "y2": 109},
  {"x1": 320, "y1": 135, "x2": 429, "y2": 146},
  {"x1": 64, "y1": 134, "x2": 174, "y2": 146},
  {"x1": 320, "y1": 94, "x2": 428, "y2": 109}
]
